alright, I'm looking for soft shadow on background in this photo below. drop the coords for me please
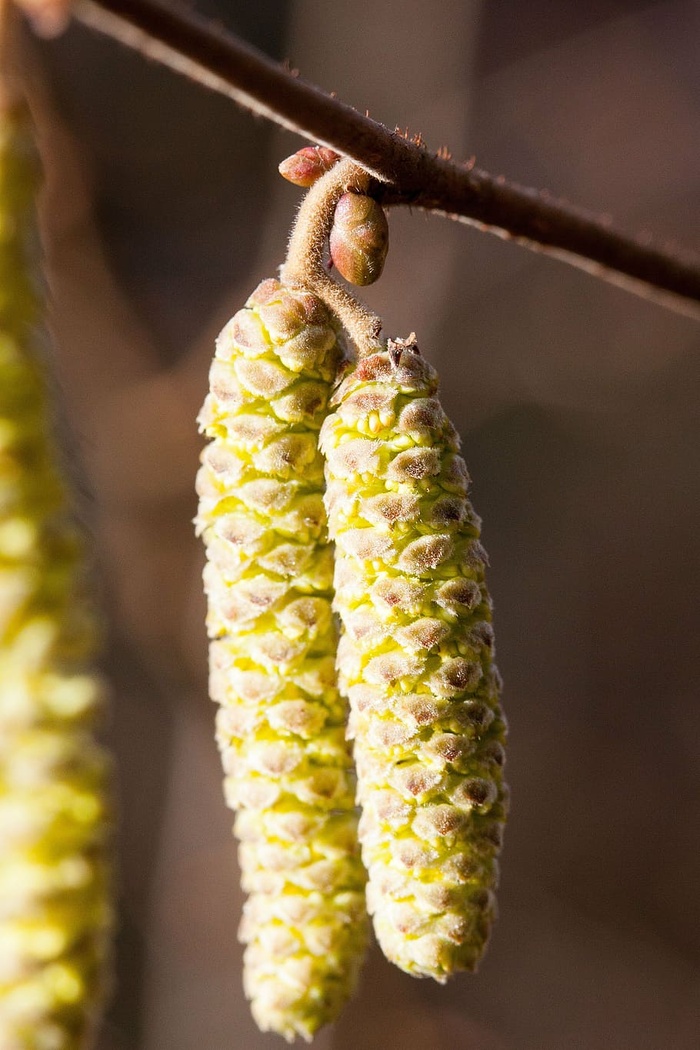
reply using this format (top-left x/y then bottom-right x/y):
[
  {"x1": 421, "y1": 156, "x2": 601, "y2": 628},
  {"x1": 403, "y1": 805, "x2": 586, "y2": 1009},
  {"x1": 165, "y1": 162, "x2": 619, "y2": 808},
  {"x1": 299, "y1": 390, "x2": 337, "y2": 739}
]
[{"x1": 22, "y1": 0, "x2": 700, "y2": 1046}]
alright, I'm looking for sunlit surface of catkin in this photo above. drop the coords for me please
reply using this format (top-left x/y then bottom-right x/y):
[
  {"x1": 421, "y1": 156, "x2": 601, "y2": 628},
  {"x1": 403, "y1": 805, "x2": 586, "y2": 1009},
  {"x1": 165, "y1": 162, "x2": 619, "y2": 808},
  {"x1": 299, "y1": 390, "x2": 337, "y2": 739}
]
[
  {"x1": 320, "y1": 340, "x2": 508, "y2": 982},
  {"x1": 0, "y1": 108, "x2": 112, "y2": 1049},
  {"x1": 196, "y1": 279, "x2": 368, "y2": 1042}
]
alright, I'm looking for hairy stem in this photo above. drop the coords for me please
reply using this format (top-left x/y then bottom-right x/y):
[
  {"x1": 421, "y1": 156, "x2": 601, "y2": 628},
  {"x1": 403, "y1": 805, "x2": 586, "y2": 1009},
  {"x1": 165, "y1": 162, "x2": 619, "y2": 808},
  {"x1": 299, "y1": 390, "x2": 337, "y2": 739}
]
[{"x1": 282, "y1": 158, "x2": 383, "y2": 356}]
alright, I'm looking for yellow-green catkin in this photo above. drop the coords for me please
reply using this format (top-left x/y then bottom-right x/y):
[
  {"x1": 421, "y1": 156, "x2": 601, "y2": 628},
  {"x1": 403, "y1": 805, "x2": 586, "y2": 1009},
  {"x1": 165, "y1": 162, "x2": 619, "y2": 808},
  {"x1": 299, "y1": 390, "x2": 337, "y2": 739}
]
[
  {"x1": 0, "y1": 107, "x2": 112, "y2": 1048},
  {"x1": 196, "y1": 278, "x2": 368, "y2": 1042},
  {"x1": 320, "y1": 339, "x2": 508, "y2": 982}
]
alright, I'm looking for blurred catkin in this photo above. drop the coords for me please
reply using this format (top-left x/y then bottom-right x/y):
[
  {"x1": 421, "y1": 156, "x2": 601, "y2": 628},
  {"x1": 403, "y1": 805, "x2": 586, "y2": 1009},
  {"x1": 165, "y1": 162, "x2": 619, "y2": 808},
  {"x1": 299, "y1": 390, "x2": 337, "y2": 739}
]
[
  {"x1": 320, "y1": 340, "x2": 507, "y2": 981},
  {"x1": 196, "y1": 278, "x2": 368, "y2": 1042},
  {"x1": 0, "y1": 106, "x2": 112, "y2": 1048}
]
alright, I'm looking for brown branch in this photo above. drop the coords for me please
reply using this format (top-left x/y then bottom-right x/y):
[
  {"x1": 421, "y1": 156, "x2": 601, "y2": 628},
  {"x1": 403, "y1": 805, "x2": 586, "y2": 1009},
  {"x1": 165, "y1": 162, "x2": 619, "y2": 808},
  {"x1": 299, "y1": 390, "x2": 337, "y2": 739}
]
[{"x1": 71, "y1": 0, "x2": 700, "y2": 320}]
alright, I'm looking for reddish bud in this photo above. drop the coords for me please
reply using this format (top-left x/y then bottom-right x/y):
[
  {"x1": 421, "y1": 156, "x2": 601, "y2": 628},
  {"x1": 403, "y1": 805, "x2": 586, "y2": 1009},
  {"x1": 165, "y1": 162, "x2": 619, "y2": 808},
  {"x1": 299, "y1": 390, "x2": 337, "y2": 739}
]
[
  {"x1": 278, "y1": 146, "x2": 341, "y2": 187},
  {"x1": 329, "y1": 192, "x2": 389, "y2": 287}
]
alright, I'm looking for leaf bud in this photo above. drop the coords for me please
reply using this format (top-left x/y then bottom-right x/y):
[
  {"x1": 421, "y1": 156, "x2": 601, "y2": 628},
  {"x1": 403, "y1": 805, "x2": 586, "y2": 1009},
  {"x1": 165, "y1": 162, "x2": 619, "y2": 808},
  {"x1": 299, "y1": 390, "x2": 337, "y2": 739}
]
[
  {"x1": 329, "y1": 192, "x2": 389, "y2": 286},
  {"x1": 278, "y1": 146, "x2": 341, "y2": 187}
]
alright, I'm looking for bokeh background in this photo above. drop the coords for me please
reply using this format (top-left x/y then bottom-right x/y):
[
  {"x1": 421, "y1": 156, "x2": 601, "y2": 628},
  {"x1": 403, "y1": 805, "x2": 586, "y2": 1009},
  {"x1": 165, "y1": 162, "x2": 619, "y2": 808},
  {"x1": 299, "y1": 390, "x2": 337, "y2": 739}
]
[{"x1": 18, "y1": 0, "x2": 700, "y2": 1046}]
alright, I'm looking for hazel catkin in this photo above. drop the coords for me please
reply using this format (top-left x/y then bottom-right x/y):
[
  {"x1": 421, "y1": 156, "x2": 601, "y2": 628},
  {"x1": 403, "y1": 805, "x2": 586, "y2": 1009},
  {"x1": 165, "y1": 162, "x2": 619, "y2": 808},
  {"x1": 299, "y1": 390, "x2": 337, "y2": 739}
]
[
  {"x1": 0, "y1": 106, "x2": 112, "y2": 1050},
  {"x1": 196, "y1": 278, "x2": 368, "y2": 1042},
  {"x1": 320, "y1": 337, "x2": 508, "y2": 982}
]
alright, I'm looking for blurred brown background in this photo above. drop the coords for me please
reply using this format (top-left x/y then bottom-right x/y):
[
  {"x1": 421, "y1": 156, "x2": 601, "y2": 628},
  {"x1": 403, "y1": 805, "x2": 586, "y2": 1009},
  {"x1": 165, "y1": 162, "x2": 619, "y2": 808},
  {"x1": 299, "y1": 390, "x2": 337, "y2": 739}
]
[{"x1": 20, "y1": 0, "x2": 700, "y2": 1046}]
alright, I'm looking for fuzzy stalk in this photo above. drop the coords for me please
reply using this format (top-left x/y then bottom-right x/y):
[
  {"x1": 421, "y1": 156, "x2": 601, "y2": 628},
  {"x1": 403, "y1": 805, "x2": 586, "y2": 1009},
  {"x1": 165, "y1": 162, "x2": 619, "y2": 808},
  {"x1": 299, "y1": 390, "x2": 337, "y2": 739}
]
[
  {"x1": 281, "y1": 158, "x2": 383, "y2": 358},
  {"x1": 0, "y1": 105, "x2": 112, "y2": 1049},
  {"x1": 196, "y1": 278, "x2": 368, "y2": 1041},
  {"x1": 320, "y1": 339, "x2": 508, "y2": 982}
]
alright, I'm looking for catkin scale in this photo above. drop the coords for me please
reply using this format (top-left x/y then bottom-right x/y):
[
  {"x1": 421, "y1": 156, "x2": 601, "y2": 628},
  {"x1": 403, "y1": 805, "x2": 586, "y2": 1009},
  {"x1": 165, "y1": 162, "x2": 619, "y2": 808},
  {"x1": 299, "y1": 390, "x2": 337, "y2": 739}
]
[
  {"x1": 320, "y1": 339, "x2": 508, "y2": 981},
  {"x1": 196, "y1": 278, "x2": 368, "y2": 1042},
  {"x1": 0, "y1": 107, "x2": 112, "y2": 1049}
]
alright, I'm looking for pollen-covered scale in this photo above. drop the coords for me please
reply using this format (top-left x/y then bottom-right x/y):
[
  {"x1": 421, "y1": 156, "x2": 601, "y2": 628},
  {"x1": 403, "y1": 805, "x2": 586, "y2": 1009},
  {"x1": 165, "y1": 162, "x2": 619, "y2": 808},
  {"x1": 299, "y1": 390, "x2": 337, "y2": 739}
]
[
  {"x1": 0, "y1": 106, "x2": 112, "y2": 1049},
  {"x1": 196, "y1": 278, "x2": 368, "y2": 1041},
  {"x1": 320, "y1": 337, "x2": 508, "y2": 982}
]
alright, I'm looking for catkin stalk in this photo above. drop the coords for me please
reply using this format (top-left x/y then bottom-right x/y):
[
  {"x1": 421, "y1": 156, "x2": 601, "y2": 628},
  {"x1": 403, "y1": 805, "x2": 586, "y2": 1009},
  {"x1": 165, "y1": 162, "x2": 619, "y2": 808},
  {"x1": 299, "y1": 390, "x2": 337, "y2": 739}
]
[
  {"x1": 320, "y1": 339, "x2": 508, "y2": 982},
  {"x1": 0, "y1": 106, "x2": 112, "y2": 1049},
  {"x1": 196, "y1": 278, "x2": 368, "y2": 1042}
]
